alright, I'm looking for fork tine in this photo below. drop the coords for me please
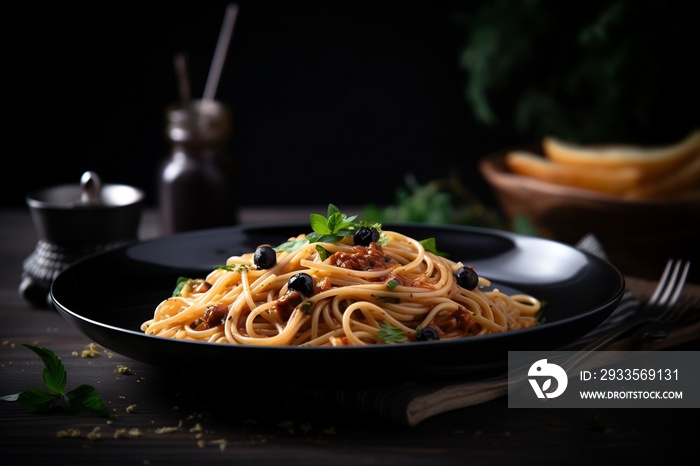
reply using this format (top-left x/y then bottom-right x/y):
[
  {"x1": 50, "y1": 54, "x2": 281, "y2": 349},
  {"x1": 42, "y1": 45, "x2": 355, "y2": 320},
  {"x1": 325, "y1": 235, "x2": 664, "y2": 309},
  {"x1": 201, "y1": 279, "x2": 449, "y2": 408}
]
[
  {"x1": 666, "y1": 261, "x2": 691, "y2": 308},
  {"x1": 647, "y1": 259, "x2": 676, "y2": 306},
  {"x1": 654, "y1": 260, "x2": 691, "y2": 323},
  {"x1": 656, "y1": 260, "x2": 684, "y2": 306},
  {"x1": 548, "y1": 258, "x2": 691, "y2": 373},
  {"x1": 630, "y1": 260, "x2": 691, "y2": 348}
]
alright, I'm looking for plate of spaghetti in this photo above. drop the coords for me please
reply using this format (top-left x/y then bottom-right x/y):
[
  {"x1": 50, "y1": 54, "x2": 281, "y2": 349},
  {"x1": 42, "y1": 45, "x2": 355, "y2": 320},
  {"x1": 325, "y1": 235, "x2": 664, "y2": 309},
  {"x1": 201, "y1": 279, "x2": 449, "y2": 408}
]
[{"x1": 51, "y1": 205, "x2": 625, "y2": 382}]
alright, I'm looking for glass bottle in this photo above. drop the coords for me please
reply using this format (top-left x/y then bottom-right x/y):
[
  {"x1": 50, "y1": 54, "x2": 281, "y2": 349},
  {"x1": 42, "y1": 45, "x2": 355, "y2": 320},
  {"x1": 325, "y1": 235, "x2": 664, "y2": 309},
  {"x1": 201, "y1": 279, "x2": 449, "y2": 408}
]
[{"x1": 159, "y1": 99, "x2": 237, "y2": 234}]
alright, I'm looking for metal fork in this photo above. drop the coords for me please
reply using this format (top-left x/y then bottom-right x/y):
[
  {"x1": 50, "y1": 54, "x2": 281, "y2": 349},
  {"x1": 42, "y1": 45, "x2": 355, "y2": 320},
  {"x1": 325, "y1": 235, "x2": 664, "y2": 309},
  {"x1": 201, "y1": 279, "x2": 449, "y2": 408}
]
[
  {"x1": 630, "y1": 259, "x2": 694, "y2": 347},
  {"x1": 482, "y1": 259, "x2": 692, "y2": 397},
  {"x1": 559, "y1": 258, "x2": 691, "y2": 372}
]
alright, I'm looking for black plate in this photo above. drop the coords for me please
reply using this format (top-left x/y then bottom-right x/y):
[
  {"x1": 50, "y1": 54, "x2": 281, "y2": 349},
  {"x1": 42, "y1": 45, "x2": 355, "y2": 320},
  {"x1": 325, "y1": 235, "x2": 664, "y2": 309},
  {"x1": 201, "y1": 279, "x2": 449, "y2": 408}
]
[{"x1": 51, "y1": 222, "x2": 624, "y2": 383}]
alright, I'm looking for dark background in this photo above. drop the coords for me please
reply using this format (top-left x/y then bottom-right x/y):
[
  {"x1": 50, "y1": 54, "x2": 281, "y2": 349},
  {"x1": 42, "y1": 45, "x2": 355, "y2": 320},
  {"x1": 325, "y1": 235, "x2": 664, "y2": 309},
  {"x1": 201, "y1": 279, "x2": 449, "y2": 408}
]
[{"x1": 6, "y1": 0, "x2": 699, "y2": 211}]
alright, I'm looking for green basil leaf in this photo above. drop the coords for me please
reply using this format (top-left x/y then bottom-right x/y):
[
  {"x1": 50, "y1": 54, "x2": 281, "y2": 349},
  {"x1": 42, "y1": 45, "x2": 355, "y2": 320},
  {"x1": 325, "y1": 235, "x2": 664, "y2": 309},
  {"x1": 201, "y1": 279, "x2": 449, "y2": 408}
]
[
  {"x1": 378, "y1": 322, "x2": 408, "y2": 343},
  {"x1": 309, "y1": 213, "x2": 331, "y2": 234},
  {"x1": 419, "y1": 238, "x2": 447, "y2": 257},
  {"x1": 172, "y1": 276, "x2": 190, "y2": 297},
  {"x1": 315, "y1": 245, "x2": 330, "y2": 261},
  {"x1": 17, "y1": 387, "x2": 60, "y2": 413},
  {"x1": 275, "y1": 239, "x2": 308, "y2": 253},
  {"x1": 326, "y1": 204, "x2": 341, "y2": 217},
  {"x1": 15, "y1": 344, "x2": 109, "y2": 417},
  {"x1": 66, "y1": 385, "x2": 110, "y2": 416},
  {"x1": 22, "y1": 344, "x2": 66, "y2": 394}
]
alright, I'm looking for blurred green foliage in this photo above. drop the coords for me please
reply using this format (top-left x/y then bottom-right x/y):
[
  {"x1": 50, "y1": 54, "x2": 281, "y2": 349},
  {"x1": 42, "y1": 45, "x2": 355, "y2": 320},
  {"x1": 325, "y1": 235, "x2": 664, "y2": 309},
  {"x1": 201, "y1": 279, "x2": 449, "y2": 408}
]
[
  {"x1": 365, "y1": 1, "x2": 698, "y2": 235},
  {"x1": 452, "y1": 0, "x2": 699, "y2": 144},
  {"x1": 363, "y1": 174, "x2": 538, "y2": 235}
]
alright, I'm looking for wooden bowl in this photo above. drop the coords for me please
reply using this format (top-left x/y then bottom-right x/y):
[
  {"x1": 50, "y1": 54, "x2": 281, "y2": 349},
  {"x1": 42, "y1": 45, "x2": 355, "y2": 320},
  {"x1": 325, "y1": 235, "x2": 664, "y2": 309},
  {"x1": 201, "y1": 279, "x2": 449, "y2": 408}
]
[{"x1": 479, "y1": 150, "x2": 700, "y2": 283}]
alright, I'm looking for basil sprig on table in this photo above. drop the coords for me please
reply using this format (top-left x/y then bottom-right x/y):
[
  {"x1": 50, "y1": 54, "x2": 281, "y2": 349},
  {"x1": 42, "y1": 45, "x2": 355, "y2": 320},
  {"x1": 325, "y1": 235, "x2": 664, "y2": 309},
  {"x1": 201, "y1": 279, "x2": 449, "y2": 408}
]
[{"x1": 0, "y1": 344, "x2": 109, "y2": 417}]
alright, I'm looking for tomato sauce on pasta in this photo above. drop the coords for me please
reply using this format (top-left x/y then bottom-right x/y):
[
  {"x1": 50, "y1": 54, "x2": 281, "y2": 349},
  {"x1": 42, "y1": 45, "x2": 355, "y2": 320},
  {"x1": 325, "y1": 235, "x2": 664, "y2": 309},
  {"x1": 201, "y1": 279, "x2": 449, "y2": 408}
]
[{"x1": 141, "y1": 206, "x2": 540, "y2": 346}]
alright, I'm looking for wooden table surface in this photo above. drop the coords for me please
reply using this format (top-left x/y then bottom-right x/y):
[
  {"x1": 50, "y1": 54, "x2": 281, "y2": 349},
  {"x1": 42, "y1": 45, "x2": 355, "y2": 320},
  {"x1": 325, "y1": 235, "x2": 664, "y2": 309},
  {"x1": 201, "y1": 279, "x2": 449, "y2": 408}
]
[{"x1": 1, "y1": 207, "x2": 697, "y2": 466}]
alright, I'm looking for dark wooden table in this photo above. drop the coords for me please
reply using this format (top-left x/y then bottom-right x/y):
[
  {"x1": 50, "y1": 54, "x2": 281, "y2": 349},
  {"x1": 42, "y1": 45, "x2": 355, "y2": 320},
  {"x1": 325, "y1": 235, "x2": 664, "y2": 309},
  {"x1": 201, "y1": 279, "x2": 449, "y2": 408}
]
[{"x1": 1, "y1": 207, "x2": 697, "y2": 466}]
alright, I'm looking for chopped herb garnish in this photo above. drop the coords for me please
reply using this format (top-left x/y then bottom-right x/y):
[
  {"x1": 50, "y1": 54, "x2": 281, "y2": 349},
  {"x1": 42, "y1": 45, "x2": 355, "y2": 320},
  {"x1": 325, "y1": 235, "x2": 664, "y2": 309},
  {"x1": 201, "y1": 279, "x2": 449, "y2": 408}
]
[
  {"x1": 277, "y1": 204, "x2": 383, "y2": 254},
  {"x1": 315, "y1": 244, "x2": 331, "y2": 261},
  {"x1": 307, "y1": 204, "x2": 359, "y2": 243},
  {"x1": 536, "y1": 300, "x2": 548, "y2": 324},
  {"x1": 419, "y1": 237, "x2": 447, "y2": 257},
  {"x1": 377, "y1": 322, "x2": 408, "y2": 343},
  {"x1": 172, "y1": 276, "x2": 190, "y2": 296},
  {"x1": 0, "y1": 345, "x2": 109, "y2": 417},
  {"x1": 215, "y1": 264, "x2": 250, "y2": 273},
  {"x1": 172, "y1": 277, "x2": 211, "y2": 297},
  {"x1": 386, "y1": 279, "x2": 399, "y2": 290},
  {"x1": 275, "y1": 239, "x2": 308, "y2": 253},
  {"x1": 301, "y1": 301, "x2": 314, "y2": 314}
]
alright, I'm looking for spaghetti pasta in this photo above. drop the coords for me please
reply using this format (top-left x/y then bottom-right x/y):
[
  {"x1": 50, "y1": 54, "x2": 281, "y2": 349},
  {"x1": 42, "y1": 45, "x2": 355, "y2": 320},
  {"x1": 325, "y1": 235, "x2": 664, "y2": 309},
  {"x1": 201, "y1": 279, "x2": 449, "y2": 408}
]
[{"x1": 141, "y1": 205, "x2": 541, "y2": 346}]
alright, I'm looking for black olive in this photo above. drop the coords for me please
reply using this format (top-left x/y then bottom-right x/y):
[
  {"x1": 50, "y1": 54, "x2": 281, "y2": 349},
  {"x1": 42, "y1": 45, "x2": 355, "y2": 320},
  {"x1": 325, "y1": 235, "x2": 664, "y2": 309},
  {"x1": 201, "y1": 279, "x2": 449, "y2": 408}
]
[
  {"x1": 455, "y1": 266, "x2": 479, "y2": 290},
  {"x1": 353, "y1": 226, "x2": 379, "y2": 246},
  {"x1": 417, "y1": 327, "x2": 440, "y2": 341},
  {"x1": 288, "y1": 273, "x2": 314, "y2": 296},
  {"x1": 254, "y1": 245, "x2": 277, "y2": 269}
]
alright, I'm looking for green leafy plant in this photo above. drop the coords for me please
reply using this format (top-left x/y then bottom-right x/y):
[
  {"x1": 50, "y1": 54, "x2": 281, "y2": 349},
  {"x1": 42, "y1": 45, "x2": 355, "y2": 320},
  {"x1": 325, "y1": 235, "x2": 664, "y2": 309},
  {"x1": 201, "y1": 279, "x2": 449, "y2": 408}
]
[
  {"x1": 363, "y1": 174, "x2": 537, "y2": 236},
  {"x1": 364, "y1": 174, "x2": 503, "y2": 229},
  {"x1": 0, "y1": 344, "x2": 109, "y2": 417},
  {"x1": 453, "y1": 0, "x2": 698, "y2": 144}
]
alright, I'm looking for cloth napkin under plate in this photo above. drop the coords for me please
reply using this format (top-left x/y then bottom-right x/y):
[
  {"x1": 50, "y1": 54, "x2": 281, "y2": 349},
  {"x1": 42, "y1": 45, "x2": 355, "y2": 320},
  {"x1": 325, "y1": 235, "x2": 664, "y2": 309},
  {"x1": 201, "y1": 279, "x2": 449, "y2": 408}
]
[{"x1": 294, "y1": 235, "x2": 699, "y2": 426}]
